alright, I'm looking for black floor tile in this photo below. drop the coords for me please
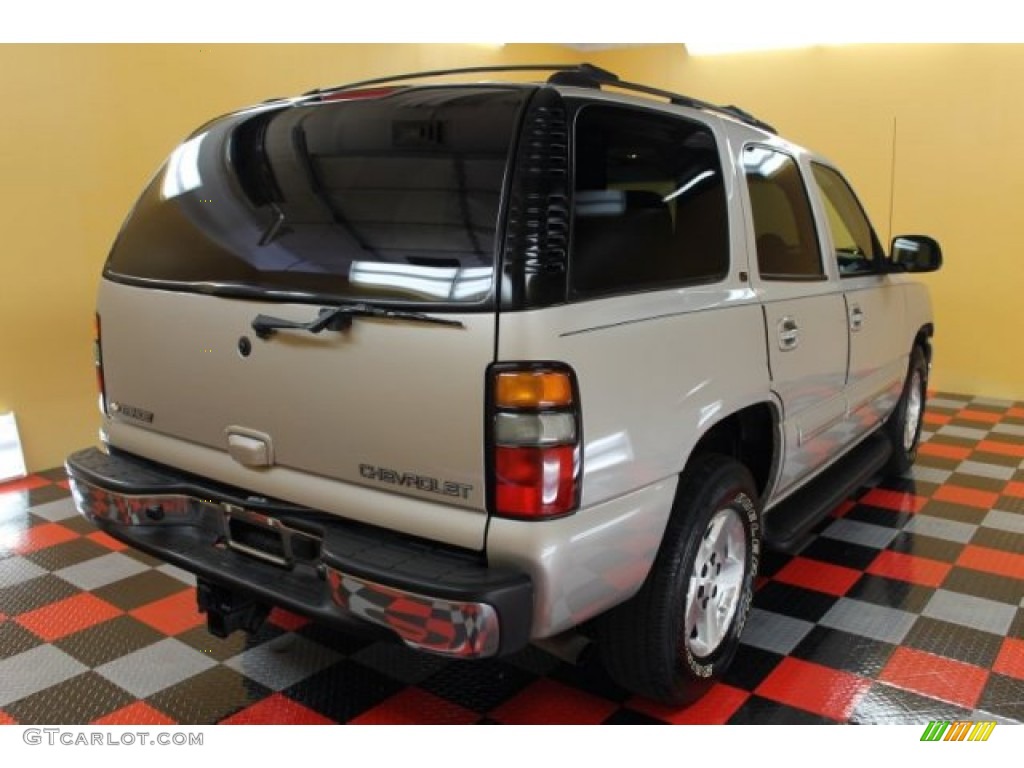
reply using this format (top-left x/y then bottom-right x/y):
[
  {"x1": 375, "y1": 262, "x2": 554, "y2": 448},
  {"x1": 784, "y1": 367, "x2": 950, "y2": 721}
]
[
  {"x1": 54, "y1": 615, "x2": 166, "y2": 668},
  {"x1": 843, "y1": 504, "x2": 914, "y2": 530},
  {"x1": 969, "y1": 526, "x2": 1024, "y2": 556},
  {"x1": 5, "y1": 671, "x2": 135, "y2": 724},
  {"x1": 282, "y1": 659, "x2": 405, "y2": 723},
  {"x1": 92, "y1": 571, "x2": 189, "y2": 611},
  {"x1": 727, "y1": 694, "x2": 838, "y2": 724},
  {"x1": 23, "y1": 538, "x2": 108, "y2": 571},
  {"x1": 791, "y1": 626, "x2": 897, "y2": 678},
  {"x1": 976, "y1": 673, "x2": 1024, "y2": 722},
  {"x1": 846, "y1": 573, "x2": 936, "y2": 614},
  {"x1": 26, "y1": 485, "x2": 71, "y2": 506},
  {"x1": 970, "y1": 451, "x2": 1023, "y2": 468},
  {"x1": 0, "y1": 574, "x2": 80, "y2": 615},
  {"x1": 944, "y1": 473, "x2": 1007, "y2": 493},
  {"x1": 887, "y1": 531, "x2": 965, "y2": 563},
  {"x1": 149, "y1": 665, "x2": 273, "y2": 724},
  {"x1": 547, "y1": 656, "x2": 630, "y2": 703},
  {"x1": 0, "y1": 619, "x2": 44, "y2": 659},
  {"x1": 799, "y1": 537, "x2": 880, "y2": 571},
  {"x1": 419, "y1": 658, "x2": 537, "y2": 714},
  {"x1": 903, "y1": 617, "x2": 1004, "y2": 669},
  {"x1": 602, "y1": 708, "x2": 665, "y2": 724},
  {"x1": 721, "y1": 646, "x2": 785, "y2": 691},
  {"x1": 941, "y1": 567, "x2": 1024, "y2": 607},
  {"x1": 753, "y1": 581, "x2": 839, "y2": 623}
]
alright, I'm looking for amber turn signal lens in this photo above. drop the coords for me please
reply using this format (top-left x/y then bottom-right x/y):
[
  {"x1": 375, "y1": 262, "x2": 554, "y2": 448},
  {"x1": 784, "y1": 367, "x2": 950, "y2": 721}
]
[{"x1": 494, "y1": 371, "x2": 573, "y2": 409}]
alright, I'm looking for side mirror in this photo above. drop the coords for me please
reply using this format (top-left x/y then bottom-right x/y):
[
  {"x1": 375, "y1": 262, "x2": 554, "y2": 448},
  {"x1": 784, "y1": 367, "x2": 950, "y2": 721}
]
[{"x1": 890, "y1": 235, "x2": 942, "y2": 273}]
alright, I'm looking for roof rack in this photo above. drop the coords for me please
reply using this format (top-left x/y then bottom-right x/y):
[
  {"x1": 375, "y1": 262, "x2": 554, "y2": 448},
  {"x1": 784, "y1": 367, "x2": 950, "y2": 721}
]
[{"x1": 305, "y1": 63, "x2": 776, "y2": 135}]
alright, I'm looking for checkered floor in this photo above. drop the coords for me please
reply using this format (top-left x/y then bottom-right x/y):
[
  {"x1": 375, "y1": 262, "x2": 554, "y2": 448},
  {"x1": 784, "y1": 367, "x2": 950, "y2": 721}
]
[{"x1": 1, "y1": 392, "x2": 1022, "y2": 725}]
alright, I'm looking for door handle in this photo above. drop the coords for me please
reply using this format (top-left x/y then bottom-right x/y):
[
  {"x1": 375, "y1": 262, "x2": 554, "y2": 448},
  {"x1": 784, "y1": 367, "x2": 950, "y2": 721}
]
[
  {"x1": 777, "y1": 316, "x2": 800, "y2": 350},
  {"x1": 850, "y1": 305, "x2": 864, "y2": 332}
]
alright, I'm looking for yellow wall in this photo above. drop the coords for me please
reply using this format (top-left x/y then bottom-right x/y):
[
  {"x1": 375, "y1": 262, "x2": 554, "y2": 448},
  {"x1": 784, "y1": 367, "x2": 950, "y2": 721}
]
[
  {"x1": 2, "y1": 43, "x2": 1022, "y2": 472},
  {"x1": 0, "y1": 44, "x2": 579, "y2": 472},
  {"x1": 590, "y1": 44, "x2": 1024, "y2": 402}
]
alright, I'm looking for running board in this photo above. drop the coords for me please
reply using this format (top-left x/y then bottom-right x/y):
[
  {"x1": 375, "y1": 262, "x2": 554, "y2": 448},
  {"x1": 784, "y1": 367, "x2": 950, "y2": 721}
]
[{"x1": 763, "y1": 433, "x2": 892, "y2": 554}]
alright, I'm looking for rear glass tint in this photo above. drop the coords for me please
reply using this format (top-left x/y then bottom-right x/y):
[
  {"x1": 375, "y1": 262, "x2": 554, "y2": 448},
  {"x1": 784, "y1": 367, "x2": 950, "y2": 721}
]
[{"x1": 105, "y1": 87, "x2": 529, "y2": 305}]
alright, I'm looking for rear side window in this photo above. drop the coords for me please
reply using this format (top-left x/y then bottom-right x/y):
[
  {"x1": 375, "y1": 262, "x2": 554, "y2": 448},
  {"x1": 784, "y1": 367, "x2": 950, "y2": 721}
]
[
  {"x1": 743, "y1": 146, "x2": 824, "y2": 281},
  {"x1": 570, "y1": 105, "x2": 728, "y2": 298},
  {"x1": 105, "y1": 87, "x2": 530, "y2": 305}
]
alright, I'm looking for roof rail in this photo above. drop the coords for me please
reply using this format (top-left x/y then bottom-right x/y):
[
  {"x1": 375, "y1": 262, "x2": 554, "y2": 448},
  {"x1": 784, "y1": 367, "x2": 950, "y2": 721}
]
[
  {"x1": 305, "y1": 63, "x2": 776, "y2": 135},
  {"x1": 304, "y1": 64, "x2": 593, "y2": 95},
  {"x1": 548, "y1": 66, "x2": 777, "y2": 134}
]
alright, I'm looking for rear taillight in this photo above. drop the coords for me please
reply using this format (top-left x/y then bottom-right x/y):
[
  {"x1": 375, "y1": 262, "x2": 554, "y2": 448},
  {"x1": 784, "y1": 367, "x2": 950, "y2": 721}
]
[
  {"x1": 93, "y1": 313, "x2": 107, "y2": 415},
  {"x1": 489, "y1": 365, "x2": 581, "y2": 519}
]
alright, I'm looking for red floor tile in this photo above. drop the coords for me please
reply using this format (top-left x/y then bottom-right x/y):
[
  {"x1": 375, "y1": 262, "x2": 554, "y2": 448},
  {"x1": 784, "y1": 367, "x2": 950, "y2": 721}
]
[
  {"x1": 267, "y1": 608, "x2": 310, "y2": 632},
  {"x1": 220, "y1": 694, "x2": 335, "y2": 725},
  {"x1": 879, "y1": 647, "x2": 988, "y2": 709},
  {"x1": 0, "y1": 475, "x2": 49, "y2": 494},
  {"x1": 923, "y1": 412, "x2": 951, "y2": 426},
  {"x1": 859, "y1": 488, "x2": 928, "y2": 514},
  {"x1": 956, "y1": 544, "x2": 1024, "y2": 581},
  {"x1": 15, "y1": 592, "x2": 123, "y2": 642},
  {"x1": 1009, "y1": 407, "x2": 1024, "y2": 419},
  {"x1": 977, "y1": 439, "x2": 1024, "y2": 458},
  {"x1": 866, "y1": 550, "x2": 952, "y2": 588},
  {"x1": 755, "y1": 658, "x2": 870, "y2": 721},
  {"x1": 490, "y1": 678, "x2": 619, "y2": 725},
  {"x1": 1002, "y1": 481, "x2": 1024, "y2": 499},
  {"x1": 12, "y1": 522, "x2": 79, "y2": 555},
  {"x1": 772, "y1": 557, "x2": 862, "y2": 596},
  {"x1": 628, "y1": 683, "x2": 749, "y2": 724},
  {"x1": 931, "y1": 484, "x2": 999, "y2": 510},
  {"x1": 86, "y1": 530, "x2": 128, "y2": 551},
  {"x1": 957, "y1": 409, "x2": 1002, "y2": 424},
  {"x1": 993, "y1": 638, "x2": 1024, "y2": 681},
  {"x1": 349, "y1": 687, "x2": 478, "y2": 725},
  {"x1": 57, "y1": 479, "x2": 70, "y2": 490},
  {"x1": 919, "y1": 443, "x2": 971, "y2": 461},
  {"x1": 93, "y1": 702, "x2": 177, "y2": 725},
  {"x1": 0, "y1": 710, "x2": 17, "y2": 725},
  {"x1": 129, "y1": 589, "x2": 204, "y2": 636}
]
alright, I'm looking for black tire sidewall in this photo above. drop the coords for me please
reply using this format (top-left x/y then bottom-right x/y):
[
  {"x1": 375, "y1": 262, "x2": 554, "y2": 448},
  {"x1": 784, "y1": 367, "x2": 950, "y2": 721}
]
[
  {"x1": 663, "y1": 459, "x2": 761, "y2": 691},
  {"x1": 886, "y1": 347, "x2": 928, "y2": 471}
]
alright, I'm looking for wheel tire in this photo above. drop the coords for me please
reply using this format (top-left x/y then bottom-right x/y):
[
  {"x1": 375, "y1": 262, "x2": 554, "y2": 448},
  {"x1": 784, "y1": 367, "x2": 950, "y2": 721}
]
[
  {"x1": 597, "y1": 454, "x2": 761, "y2": 706},
  {"x1": 883, "y1": 346, "x2": 928, "y2": 476}
]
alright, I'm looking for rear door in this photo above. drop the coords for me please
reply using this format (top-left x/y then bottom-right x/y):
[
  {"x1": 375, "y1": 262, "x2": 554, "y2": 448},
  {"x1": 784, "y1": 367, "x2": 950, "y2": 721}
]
[
  {"x1": 98, "y1": 86, "x2": 531, "y2": 546},
  {"x1": 740, "y1": 145, "x2": 850, "y2": 495}
]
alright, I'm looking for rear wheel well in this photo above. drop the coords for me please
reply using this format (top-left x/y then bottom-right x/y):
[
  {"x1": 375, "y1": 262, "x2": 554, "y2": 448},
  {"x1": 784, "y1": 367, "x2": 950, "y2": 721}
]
[{"x1": 689, "y1": 404, "x2": 776, "y2": 498}]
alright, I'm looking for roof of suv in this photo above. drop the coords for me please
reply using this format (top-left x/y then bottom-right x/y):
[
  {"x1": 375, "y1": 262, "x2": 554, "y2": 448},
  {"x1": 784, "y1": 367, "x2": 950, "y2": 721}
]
[{"x1": 300, "y1": 63, "x2": 778, "y2": 135}]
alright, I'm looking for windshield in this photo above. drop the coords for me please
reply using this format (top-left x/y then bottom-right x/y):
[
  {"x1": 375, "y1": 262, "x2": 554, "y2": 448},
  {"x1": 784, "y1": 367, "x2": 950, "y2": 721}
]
[{"x1": 105, "y1": 86, "x2": 530, "y2": 305}]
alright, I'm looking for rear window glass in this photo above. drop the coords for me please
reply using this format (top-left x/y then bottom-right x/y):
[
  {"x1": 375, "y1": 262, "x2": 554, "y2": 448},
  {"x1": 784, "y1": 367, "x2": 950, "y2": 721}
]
[
  {"x1": 105, "y1": 87, "x2": 529, "y2": 305},
  {"x1": 570, "y1": 104, "x2": 728, "y2": 298}
]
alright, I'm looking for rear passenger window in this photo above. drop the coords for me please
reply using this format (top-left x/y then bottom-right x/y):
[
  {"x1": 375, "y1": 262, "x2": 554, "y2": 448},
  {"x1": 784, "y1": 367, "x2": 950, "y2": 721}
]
[
  {"x1": 570, "y1": 105, "x2": 728, "y2": 298},
  {"x1": 743, "y1": 146, "x2": 825, "y2": 281}
]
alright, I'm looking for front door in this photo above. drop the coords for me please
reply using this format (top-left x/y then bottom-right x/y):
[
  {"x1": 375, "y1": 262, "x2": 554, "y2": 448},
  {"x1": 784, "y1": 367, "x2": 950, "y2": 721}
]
[{"x1": 740, "y1": 145, "x2": 850, "y2": 495}]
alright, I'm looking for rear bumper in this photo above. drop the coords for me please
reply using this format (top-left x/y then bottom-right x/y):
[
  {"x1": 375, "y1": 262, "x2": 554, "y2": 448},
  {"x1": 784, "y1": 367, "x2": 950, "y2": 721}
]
[{"x1": 65, "y1": 447, "x2": 533, "y2": 658}]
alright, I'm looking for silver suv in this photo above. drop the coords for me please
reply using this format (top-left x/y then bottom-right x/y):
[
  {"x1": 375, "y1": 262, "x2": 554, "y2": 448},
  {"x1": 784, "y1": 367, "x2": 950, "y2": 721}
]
[{"x1": 66, "y1": 63, "x2": 942, "y2": 705}]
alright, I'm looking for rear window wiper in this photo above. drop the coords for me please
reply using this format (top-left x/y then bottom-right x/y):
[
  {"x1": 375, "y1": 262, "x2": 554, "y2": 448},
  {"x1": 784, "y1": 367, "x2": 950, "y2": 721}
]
[{"x1": 251, "y1": 303, "x2": 465, "y2": 339}]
